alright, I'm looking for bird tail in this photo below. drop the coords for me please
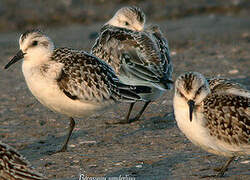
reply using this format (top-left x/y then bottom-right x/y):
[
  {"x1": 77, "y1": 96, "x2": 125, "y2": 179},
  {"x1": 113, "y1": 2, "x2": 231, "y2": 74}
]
[{"x1": 114, "y1": 82, "x2": 152, "y2": 102}]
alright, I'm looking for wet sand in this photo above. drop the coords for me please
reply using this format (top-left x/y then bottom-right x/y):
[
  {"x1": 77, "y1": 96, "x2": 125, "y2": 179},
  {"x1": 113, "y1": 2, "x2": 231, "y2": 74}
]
[{"x1": 0, "y1": 2, "x2": 250, "y2": 180}]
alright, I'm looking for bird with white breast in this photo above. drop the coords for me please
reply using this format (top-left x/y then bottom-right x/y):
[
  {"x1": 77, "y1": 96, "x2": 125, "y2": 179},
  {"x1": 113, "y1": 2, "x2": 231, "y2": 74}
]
[
  {"x1": 173, "y1": 72, "x2": 249, "y2": 177},
  {"x1": 4, "y1": 29, "x2": 151, "y2": 153},
  {"x1": 92, "y1": 6, "x2": 173, "y2": 123}
]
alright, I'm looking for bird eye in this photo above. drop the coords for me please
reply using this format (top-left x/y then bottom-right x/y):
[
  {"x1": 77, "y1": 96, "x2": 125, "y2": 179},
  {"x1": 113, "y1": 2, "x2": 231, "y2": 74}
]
[
  {"x1": 125, "y1": 21, "x2": 129, "y2": 26},
  {"x1": 32, "y1": 41, "x2": 38, "y2": 46}
]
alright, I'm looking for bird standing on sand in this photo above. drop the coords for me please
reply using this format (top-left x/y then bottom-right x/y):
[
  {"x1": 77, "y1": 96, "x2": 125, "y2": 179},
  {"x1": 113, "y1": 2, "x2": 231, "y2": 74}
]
[
  {"x1": 4, "y1": 30, "x2": 151, "y2": 152},
  {"x1": 91, "y1": 6, "x2": 173, "y2": 123},
  {"x1": 173, "y1": 72, "x2": 250, "y2": 177}
]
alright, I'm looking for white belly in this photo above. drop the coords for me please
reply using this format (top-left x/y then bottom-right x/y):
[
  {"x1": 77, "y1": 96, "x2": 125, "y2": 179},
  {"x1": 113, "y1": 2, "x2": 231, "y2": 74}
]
[
  {"x1": 173, "y1": 96, "x2": 246, "y2": 157},
  {"x1": 22, "y1": 64, "x2": 112, "y2": 118}
]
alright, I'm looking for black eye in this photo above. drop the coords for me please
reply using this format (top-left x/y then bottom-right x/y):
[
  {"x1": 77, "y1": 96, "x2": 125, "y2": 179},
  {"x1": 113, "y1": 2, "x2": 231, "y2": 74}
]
[
  {"x1": 125, "y1": 21, "x2": 129, "y2": 26},
  {"x1": 32, "y1": 41, "x2": 38, "y2": 46}
]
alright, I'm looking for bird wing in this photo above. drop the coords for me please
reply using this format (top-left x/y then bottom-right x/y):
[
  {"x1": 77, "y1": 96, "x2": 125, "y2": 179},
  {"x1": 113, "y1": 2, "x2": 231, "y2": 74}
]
[
  {"x1": 208, "y1": 77, "x2": 250, "y2": 98},
  {"x1": 203, "y1": 93, "x2": 250, "y2": 146},
  {"x1": 144, "y1": 24, "x2": 173, "y2": 81},
  {"x1": 91, "y1": 25, "x2": 172, "y2": 87},
  {"x1": 52, "y1": 48, "x2": 150, "y2": 103},
  {"x1": 0, "y1": 142, "x2": 46, "y2": 180}
]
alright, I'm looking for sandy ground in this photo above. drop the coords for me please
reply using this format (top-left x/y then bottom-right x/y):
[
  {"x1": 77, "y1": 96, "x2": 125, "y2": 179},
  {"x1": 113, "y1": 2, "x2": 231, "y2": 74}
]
[{"x1": 0, "y1": 5, "x2": 250, "y2": 180}]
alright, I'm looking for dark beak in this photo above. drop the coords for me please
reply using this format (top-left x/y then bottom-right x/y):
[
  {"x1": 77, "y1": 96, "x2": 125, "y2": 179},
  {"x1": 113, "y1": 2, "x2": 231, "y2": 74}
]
[
  {"x1": 4, "y1": 50, "x2": 25, "y2": 69},
  {"x1": 187, "y1": 100, "x2": 195, "y2": 122}
]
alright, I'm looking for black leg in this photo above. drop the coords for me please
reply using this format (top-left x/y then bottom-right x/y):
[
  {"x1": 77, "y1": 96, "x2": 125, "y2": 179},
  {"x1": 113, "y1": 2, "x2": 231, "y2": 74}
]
[
  {"x1": 57, "y1": 117, "x2": 75, "y2": 153},
  {"x1": 125, "y1": 102, "x2": 135, "y2": 123},
  {"x1": 109, "y1": 101, "x2": 151, "y2": 125},
  {"x1": 129, "y1": 101, "x2": 151, "y2": 123},
  {"x1": 109, "y1": 103, "x2": 136, "y2": 124},
  {"x1": 215, "y1": 156, "x2": 235, "y2": 177}
]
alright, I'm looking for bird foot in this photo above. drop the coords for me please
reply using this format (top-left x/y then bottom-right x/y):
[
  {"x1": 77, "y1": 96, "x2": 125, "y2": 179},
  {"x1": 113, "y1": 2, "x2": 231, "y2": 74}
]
[
  {"x1": 45, "y1": 146, "x2": 68, "y2": 155},
  {"x1": 55, "y1": 146, "x2": 67, "y2": 153}
]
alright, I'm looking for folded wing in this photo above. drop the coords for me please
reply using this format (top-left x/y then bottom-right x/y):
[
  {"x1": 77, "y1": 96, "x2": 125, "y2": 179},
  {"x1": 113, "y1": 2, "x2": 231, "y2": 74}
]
[
  {"x1": 204, "y1": 92, "x2": 250, "y2": 147},
  {"x1": 91, "y1": 25, "x2": 173, "y2": 88},
  {"x1": 52, "y1": 48, "x2": 151, "y2": 103}
]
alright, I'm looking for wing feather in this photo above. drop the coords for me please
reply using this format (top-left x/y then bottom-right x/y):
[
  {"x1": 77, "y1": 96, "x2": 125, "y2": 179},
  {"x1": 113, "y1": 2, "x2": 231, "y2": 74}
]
[
  {"x1": 91, "y1": 25, "x2": 172, "y2": 86},
  {"x1": 52, "y1": 48, "x2": 149, "y2": 103},
  {"x1": 203, "y1": 93, "x2": 250, "y2": 146},
  {"x1": 0, "y1": 142, "x2": 46, "y2": 180}
]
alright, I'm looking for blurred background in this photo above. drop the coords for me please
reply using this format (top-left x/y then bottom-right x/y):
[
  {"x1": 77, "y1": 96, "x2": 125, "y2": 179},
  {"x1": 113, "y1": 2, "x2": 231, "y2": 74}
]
[{"x1": 0, "y1": 0, "x2": 250, "y2": 32}]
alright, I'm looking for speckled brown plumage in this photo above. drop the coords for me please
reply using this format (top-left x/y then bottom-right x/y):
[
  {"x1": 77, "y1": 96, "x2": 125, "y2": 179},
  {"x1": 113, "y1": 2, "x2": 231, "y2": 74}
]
[
  {"x1": 91, "y1": 25, "x2": 172, "y2": 86},
  {"x1": 144, "y1": 24, "x2": 172, "y2": 81},
  {"x1": 51, "y1": 47, "x2": 150, "y2": 103},
  {"x1": 183, "y1": 73, "x2": 196, "y2": 92},
  {"x1": 0, "y1": 142, "x2": 46, "y2": 180},
  {"x1": 207, "y1": 78, "x2": 246, "y2": 94},
  {"x1": 204, "y1": 93, "x2": 250, "y2": 145},
  {"x1": 20, "y1": 29, "x2": 43, "y2": 43},
  {"x1": 127, "y1": 6, "x2": 145, "y2": 24},
  {"x1": 174, "y1": 72, "x2": 250, "y2": 177},
  {"x1": 92, "y1": 14, "x2": 173, "y2": 123}
]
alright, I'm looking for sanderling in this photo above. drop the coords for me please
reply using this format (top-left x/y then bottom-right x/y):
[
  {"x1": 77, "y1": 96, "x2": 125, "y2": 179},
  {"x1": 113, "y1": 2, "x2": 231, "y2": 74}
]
[
  {"x1": 173, "y1": 72, "x2": 250, "y2": 177},
  {"x1": 104, "y1": 6, "x2": 145, "y2": 31},
  {"x1": 0, "y1": 142, "x2": 46, "y2": 179},
  {"x1": 4, "y1": 29, "x2": 151, "y2": 152},
  {"x1": 91, "y1": 6, "x2": 173, "y2": 123}
]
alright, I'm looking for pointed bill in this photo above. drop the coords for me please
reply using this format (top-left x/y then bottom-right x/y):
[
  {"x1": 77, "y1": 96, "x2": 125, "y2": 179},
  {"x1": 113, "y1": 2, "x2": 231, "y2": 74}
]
[
  {"x1": 187, "y1": 100, "x2": 195, "y2": 122},
  {"x1": 5, "y1": 50, "x2": 25, "y2": 69}
]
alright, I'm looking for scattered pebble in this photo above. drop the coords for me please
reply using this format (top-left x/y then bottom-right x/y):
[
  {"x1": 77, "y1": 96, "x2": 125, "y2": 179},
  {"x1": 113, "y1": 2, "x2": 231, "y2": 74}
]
[
  {"x1": 114, "y1": 162, "x2": 122, "y2": 166},
  {"x1": 217, "y1": 54, "x2": 224, "y2": 59},
  {"x1": 228, "y1": 69, "x2": 239, "y2": 74},
  {"x1": 79, "y1": 140, "x2": 97, "y2": 144},
  {"x1": 49, "y1": 119, "x2": 56, "y2": 122},
  {"x1": 73, "y1": 160, "x2": 79, "y2": 163},
  {"x1": 240, "y1": 160, "x2": 250, "y2": 164},
  {"x1": 74, "y1": 128, "x2": 81, "y2": 131},
  {"x1": 171, "y1": 51, "x2": 177, "y2": 56},
  {"x1": 135, "y1": 164, "x2": 143, "y2": 168}
]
